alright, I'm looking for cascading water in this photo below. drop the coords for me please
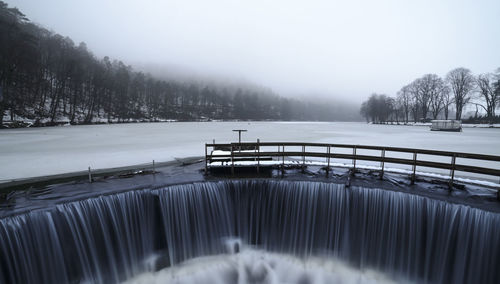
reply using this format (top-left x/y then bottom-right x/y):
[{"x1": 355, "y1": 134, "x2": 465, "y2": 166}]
[{"x1": 0, "y1": 180, "x2": 499, "y2": 284}]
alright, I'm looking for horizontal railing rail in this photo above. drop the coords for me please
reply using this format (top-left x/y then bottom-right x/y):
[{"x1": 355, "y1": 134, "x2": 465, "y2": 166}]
[
  {"x1": 205, "y1": 142, "x2": 500, "y2": 189},
  {"x1": 207, "y1": 142, "x2": 500, "y2": 161}
]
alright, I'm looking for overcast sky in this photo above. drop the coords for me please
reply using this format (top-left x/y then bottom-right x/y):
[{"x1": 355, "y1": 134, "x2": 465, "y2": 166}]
[{"x1": 6, "y1": 0, "x2": 500, "y2": 102}]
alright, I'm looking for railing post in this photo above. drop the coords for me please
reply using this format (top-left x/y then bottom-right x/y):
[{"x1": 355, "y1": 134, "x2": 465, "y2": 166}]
[
  {"x1": 302, "y1": 145, "x2": 306, "y2": 173},
  {"x1": 352, "y1": 146, "x2": 357, "y2": 171},
  {"x1": 282, "y1": 144, "x2": 285, "y2": 176},
  {"x1": 257, "y1": 139, "x2": 260, "y2": 174},
  {"x1": 88, "y1": 166, "x2": 92, "y2": 183},
  {"x1": 449, "y1": 154, "x2": 456, "y2": 189},
  {"x1": 411, "y1": 151, "x2": 417, "y2": 184},
  {"x1": 277, "y1": 144, "x2": 280, "y2": 173},
  {"x1": 153, "y1": 159, "x2": 156, "y2": 174},
  {"x1": 204, "y1": 144, "x2": 208, "y2": 174},
  {"x1": 231, "y1": 144, "x2": 234, "y2": 175},
  {"x1": 326, "y1": 146, "x2": 331, "y2": 176},
  {"x1": 380, "y1": 148, "x2": 385, "y2": 179}
]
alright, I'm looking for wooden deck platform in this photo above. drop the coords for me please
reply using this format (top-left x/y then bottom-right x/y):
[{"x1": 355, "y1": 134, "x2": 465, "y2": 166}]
[{"x1": 205, "y1": 141, "x2": 500, "y2": 197}]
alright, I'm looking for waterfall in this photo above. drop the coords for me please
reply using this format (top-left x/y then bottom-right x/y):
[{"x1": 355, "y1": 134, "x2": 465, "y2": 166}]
[{"x1": 1, "y1": 180, "x2": 499, "y2": 284}]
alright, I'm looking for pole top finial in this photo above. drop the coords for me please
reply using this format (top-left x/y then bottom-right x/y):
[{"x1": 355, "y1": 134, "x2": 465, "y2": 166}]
[{"x1": 232, "y1": 129, "x2": 247, "y2": 144}]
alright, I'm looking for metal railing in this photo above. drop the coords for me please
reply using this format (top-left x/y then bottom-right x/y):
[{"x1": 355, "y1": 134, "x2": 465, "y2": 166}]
[{"x1": 205, "y1": 141, "x2": 500, "y2": 188}]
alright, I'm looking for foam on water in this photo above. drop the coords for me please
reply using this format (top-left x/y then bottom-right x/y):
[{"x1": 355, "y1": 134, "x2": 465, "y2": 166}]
[{"x1": 123, "y1": 246, "x2": 399, "y2": 284}]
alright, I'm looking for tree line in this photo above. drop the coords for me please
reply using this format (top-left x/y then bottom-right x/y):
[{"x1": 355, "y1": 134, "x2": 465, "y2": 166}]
[
  {"x1": 0, "y1": 2, "x2": 359, "y2": 127},
  {"x1": 360, "y1": 68, "x2": 500, "y2": 124}
]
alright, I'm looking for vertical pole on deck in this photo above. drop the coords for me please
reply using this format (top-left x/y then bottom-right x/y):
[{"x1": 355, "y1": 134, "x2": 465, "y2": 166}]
[
  {"x1": 302, "y1": 145, "x2": 306, "y2": 173},
  {"x1": 326, "y1": 146, "x2": 331, "y2": 176},
  {"x1": 253, "y1": 141, "x2": 257, "y2": 162},
  {"x1": 257, "y1": 139, "x2": 260, "y2": 174},
  {"x1": 153, "y1": 160, "x2": 156, "y2": 174},
  {"x1": 231, "y1": 144, "x2": 235, "y2": 175},
  {"x1": 449, "y1": 154, "x2": 456, "y2": 189},
  {"x1": 411, "y1": 151, "x2": 417, "y2": 184},
  {"x1": 205, "y1": 144, "x2": 208, "y2": 174},
  {"x1": 88, "y1": 167, "x2": 92, "y2": 183},
  {"x1": 380, "y1": 148, "x2": 385, "y2": 179}
]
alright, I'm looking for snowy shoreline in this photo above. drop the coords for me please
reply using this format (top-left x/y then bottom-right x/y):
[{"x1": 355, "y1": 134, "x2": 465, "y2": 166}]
[
  {"x1": 2, "y1": 119, "x2": 500, "y2": 129},
  {"x1": 0, "y1": 118, "x2": 331, "y2": 129},
  {"x1": 368, "y1": 122, "x2": 500, "y2": 128},
  {"x1": 1, "y1": 118, "x2": 182, "y2": 129}
]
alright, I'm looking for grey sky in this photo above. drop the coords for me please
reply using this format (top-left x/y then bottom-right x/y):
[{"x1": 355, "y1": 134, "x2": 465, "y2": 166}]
[{"x1": 6, "y1": 0, "x2": 500, "y2": 102}]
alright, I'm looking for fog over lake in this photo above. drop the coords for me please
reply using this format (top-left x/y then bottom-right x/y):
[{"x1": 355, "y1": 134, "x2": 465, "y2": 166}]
[{"x1": 5, "y1": 0, "x2": 500, "y2": 100}]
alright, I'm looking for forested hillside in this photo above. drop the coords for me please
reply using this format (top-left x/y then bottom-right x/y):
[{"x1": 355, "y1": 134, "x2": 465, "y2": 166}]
[{"x1": 0, "y1": 2, "x2": 359, "y2": 127}]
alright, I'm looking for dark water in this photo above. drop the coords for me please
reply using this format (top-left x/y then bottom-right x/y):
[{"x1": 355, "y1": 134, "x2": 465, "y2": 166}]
[{"x1": 0, "y1": 180, "x2": 499, "y2": 283}]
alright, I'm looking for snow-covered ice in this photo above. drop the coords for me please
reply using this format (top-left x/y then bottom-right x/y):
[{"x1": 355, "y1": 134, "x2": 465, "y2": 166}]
[{"x1": 1, "y1": 121, "x2": 499, "y2": 182}]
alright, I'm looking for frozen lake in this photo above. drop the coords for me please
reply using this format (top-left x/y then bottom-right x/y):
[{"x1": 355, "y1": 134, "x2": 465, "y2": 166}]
[{"x1": 1, "y1": 121, "x2": 499, "y2": 181}]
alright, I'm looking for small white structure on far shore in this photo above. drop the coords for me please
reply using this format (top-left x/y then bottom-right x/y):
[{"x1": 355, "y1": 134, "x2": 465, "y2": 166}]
[{"x1": 430, "y1": 120, "x2": 462, "y2": 132}]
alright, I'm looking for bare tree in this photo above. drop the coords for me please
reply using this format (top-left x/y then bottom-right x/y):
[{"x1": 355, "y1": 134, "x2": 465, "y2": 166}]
[
  {"x1": 387, "y1": 97, "x2": 396, "y2": 123},
  {"x1": 396, "y1": 85, "x2": 412, "y2": 124},
  {"x1": 441, "y1": 86, "x2": 453, "y2": 120},
  {"x1": 429, "y1": 91, "x2": 443, "y2": 119},
  {"x1": 410, "y1": 90, "x2": 419, "y2": 123},
  {"x1": 495, "y1": 69, "x2": 500, "y2": 113},
  {"x1": 429, "y1": 76, "x2": 447, "y2": 119},
  {"x1": 446, "y1": 68, "x2": 475, "y2": 120},
  {"x1": 360, "y1": 101, "x2": 369, "y2": 122},
  {"x1": 409, "y1": 79, "x2": 427, "y2": 120},
  {"x1": 359, "y1": 93, "x2": 394, "y2": 124},
  {"x1": 409, "y1": 74, "x2": 443, "y2": 121},
  {"x1": 408, "y1": 81, "x2": 420, "y2": 122},
  {"x1": 475, "y1": 73, "x2": 498, "y2": 123}
]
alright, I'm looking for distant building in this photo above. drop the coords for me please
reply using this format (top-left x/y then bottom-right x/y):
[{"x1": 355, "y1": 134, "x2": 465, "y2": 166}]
[{"x1": 430, "y1": 120, "x2": 462, "y2": 132}]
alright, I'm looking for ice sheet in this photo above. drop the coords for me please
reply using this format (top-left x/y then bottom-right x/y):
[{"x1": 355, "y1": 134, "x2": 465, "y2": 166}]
[{"x1": 1, "y1": 122, "x2": 499, "y2": 181}]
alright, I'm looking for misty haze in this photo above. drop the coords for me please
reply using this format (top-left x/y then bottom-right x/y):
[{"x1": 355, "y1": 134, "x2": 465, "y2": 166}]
[{"x1": 1, "y1": 1, "x2": 500, "y2": 284}]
